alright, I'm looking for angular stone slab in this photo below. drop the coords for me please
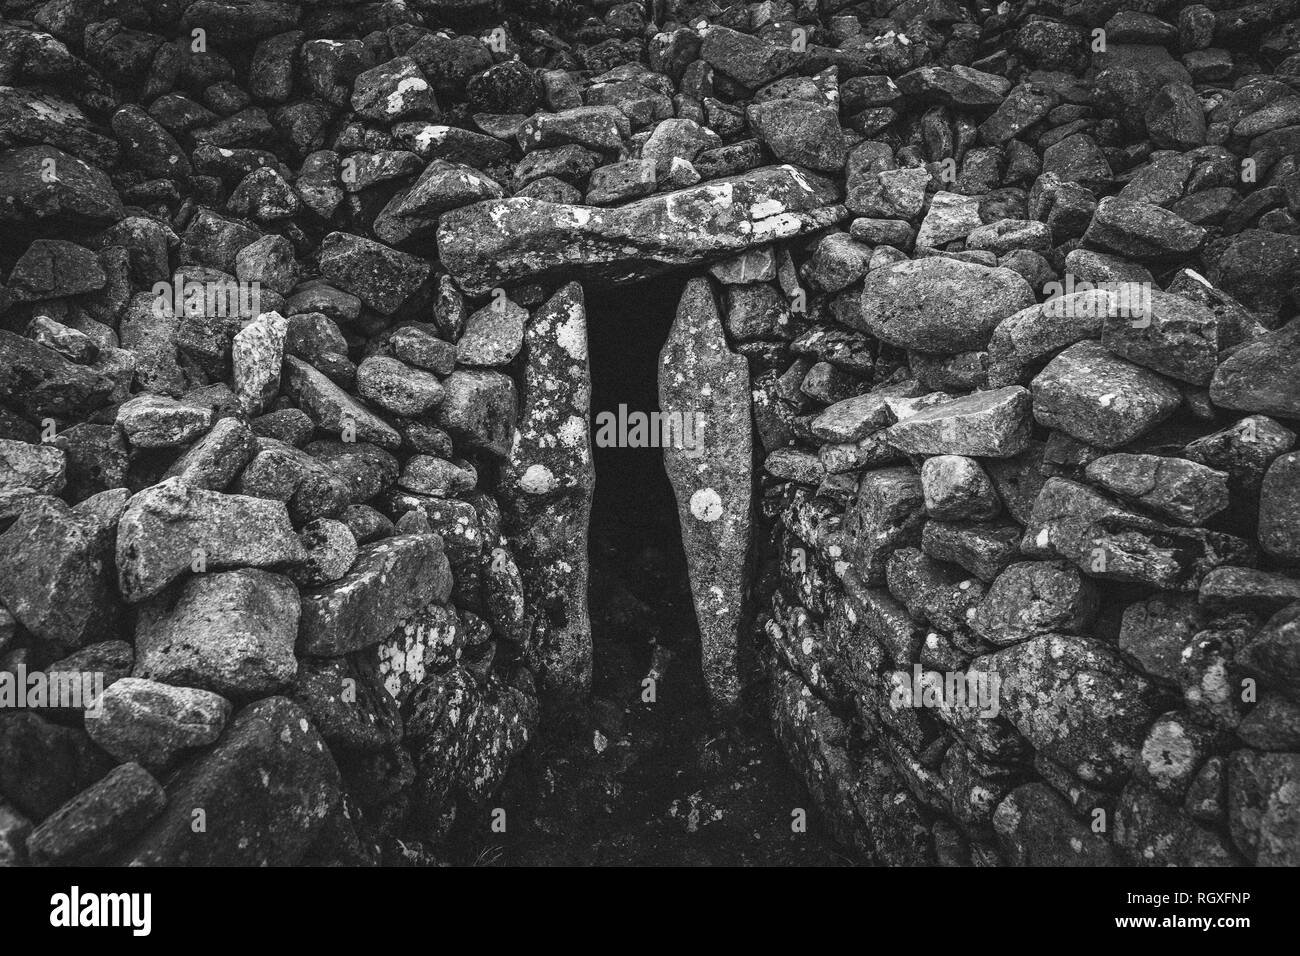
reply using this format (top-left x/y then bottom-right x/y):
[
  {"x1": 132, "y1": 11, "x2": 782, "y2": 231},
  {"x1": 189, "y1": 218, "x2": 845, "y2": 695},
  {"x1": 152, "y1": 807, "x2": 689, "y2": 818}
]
[
  {"x1": 986, "y1": 291, "x2": 1108, "y2": 387},
  {"x1": 1099, "y1": 289, "x2": 1218, "y2": 386},
  {"x1": 809, "y1": 380, "x2": 924, "y2": 443},
  {"x1": 0, "y1": 329, "x2": 117, "y2": 419},
  {"x1": 437, "y1": 164, "x2": 844, "y2": 295},
  {"x1": 435, "y1": 369, "x2": 517, "y2": 458},
  {"x1": 841, "y1": 466, "x2": 926, "y2": 585},
  {"x1": 498, "y1": 283, "x2": 595, "y2": 703},
  {"x1": 116, "y1": 477, "x2": 306, "y2": 603},
  {"x1": 1084, "y1": 453, "x2": 1229, "y2": 526},
  {"x1": 1031, "y1": 341, "x2": 1181, "y2": 449},
  {"x1": 318, "y1": 232, "x2": 430, "y2": 315},
  {"x1": 232, "y1": 310, "x2": 289, "y2": 416},
  {"x1": 659, "y1": 277, "x2": 752, "y2": 714},
  {"x1": 1083, "y1": 196, "x2": 1205, "y2": 259},
  {"x1": 134, "y1": 569, "x2": 301, "y2": 698},
  {"x1": 972, "y1": 634, "x2": 1172, "y2": 787},
  {"x1": 374, "y1": 159, "x2": 505, "y2": 245},
  {"x1": 0, "y1": 437, "x2": 65, "y2": 494},
  {"x1": 885, "y1": 387, "x2": 1032, "y2": 458},
  {"x1": 283, "y1": 355, "x2": 401, "y2": 451},
  {"x1": 1021, "y1": 476, "x2": 1254, "y2": 591},
  {"x1": 116, "y1": 394, "x2": 216, "y2": 449},
  {"x1": 0, "y1": 496, "x2": 121, "y2": 649},
  {"x1": 25, "y1": 762, "x2": 165, "y2": 866},
  {"x1": 298, "y1": 533, "x2": 452, "y2": 657},
  {"x1": 120, "y1": 697, "x2": 340, "y2": 867},
  {"x1": 1210, "y1": 318, "x2": 1300, "y2": 420}
]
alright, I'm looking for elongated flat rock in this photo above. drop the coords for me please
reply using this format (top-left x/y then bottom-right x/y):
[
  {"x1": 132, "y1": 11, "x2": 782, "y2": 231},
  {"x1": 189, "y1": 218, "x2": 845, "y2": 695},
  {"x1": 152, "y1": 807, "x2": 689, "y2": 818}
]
[
  {"x1": 438, "y1": 164, "x2": 845, "y2": 294},
  {"x1": 498, "y1": 283, "x2": 594, "y2": 704},
  {"x1": 886, "y1": 387, "x2": 1032, "y2": 458},
  {"x1": 116, "y1": 478, "x2": 306, "y2": 603},
  {"x1": 660, "y1": 277, "x2": 752, "y2": 714},
  {"x1": 298, "y1": 533, "x2": 452, "y2": 657},
  {"x1": 120, "y1": 697, "x2": 339, "y2": 867}
]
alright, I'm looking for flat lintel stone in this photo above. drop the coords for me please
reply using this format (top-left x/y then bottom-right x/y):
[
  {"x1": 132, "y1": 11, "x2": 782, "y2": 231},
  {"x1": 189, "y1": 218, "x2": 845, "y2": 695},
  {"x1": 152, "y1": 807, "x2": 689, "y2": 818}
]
[{"x1": 437, "y1": 164, "x2": 845, "y2": 295}]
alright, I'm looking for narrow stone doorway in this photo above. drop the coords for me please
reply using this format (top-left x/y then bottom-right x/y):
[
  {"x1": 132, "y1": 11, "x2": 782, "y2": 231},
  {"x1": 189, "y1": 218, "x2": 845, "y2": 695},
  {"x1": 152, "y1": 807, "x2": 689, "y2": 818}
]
[
  {"x1": 584, "y1": 274, "x2": 698, "y2": 712},
  {"x1": 475, "y1": 275, "x2": 853, "y2": 866}
]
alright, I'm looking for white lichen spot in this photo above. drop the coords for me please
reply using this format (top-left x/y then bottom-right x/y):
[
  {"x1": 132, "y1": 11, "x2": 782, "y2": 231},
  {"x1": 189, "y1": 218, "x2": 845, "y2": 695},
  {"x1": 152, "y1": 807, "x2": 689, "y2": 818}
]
[
  {"x1": 520, "y1": 463, "x2": 557, "y2": 494},
  {"x1": 558, "y1": 414, "x2": 587, "y2": 449},
  {"x1": 556, "y1": 305, "x2": 586, "y2": 360},
  {"x1": 690, "y1": 487, "x2": 723, "y2": 521},
  {"x1": 386, "y1": 76, "x2": 428, "y2": 114},
  {"x1": 413, "y1": 125, "x2": 448, "y2": 151}
]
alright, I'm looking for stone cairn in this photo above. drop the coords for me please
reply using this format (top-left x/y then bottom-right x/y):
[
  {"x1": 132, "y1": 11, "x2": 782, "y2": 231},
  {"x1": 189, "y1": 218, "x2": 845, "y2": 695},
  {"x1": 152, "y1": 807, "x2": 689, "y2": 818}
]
[{"x1": 0, "y1": 0, "x2": 1297, "y2": 867}]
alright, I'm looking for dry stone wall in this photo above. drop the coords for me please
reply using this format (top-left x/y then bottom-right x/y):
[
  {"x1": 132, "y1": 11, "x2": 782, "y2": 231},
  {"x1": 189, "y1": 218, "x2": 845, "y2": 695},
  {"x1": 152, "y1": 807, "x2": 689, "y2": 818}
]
[{"x1": 0, "y1": 0, "x2": 1298, "y2": 868}]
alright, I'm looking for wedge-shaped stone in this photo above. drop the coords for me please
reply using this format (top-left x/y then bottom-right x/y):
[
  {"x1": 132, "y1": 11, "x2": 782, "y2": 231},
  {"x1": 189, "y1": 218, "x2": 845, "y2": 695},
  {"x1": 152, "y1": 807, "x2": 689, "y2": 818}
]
[
  {"x1": 374, "y1": 160, "x2": 504, "y2": 244},
  {"x1": 26, "y1": 763, "x2": 164, "y2": 866},
  {"x1": 986, "y1": 291, "x2": 1108, "y2": 387},
  {"x1": 1084, "y1": 453, "x2": 1229, "y2": 526},
  {"x1": 116, "y1": 393, "x2": 216, "y2": 448},
  {"x1": 0, "y1": 329, "x2": 117, "y2": 419},
  {"x1": 1210, "y1": 318, "x2": 1300, "y2": 420},
  {"x1": 841, "y1": 465, "x2": 925, "y2": 584},
  {"x1": 886, "y1": 387, "x2": 1031, "y2": 458},
  {"x1": 659, "y1": 278, "x2": 752, "y2": 714},
  {"x1": 283, "y1": 356, "x2": 401, "y2": 450}
]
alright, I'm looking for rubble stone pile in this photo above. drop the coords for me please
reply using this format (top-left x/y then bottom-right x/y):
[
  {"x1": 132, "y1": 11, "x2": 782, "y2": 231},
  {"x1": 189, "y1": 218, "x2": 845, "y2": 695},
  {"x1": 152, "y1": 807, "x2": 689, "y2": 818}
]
[{"x1": 0, "y1": 0, "x2": 1297, "y2": 866}]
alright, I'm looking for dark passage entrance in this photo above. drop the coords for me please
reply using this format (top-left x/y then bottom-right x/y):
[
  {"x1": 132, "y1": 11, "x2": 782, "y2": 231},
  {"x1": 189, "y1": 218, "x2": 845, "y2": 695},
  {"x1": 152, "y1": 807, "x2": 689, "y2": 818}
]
[{"x1": 478, "y1": 276, "x2": 853, "y2": 866}]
